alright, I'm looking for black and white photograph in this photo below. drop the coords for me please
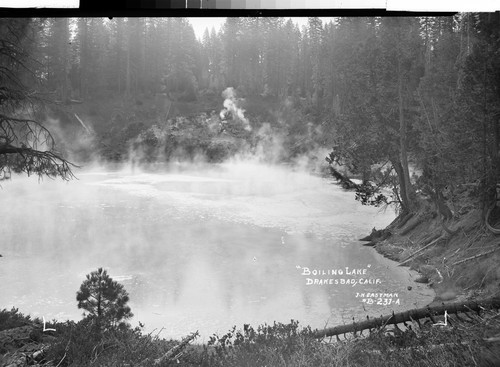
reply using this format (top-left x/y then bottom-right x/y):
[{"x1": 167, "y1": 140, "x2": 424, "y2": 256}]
[{"x1": 1, "y1": 10, "x2": 500, "y2": 367}]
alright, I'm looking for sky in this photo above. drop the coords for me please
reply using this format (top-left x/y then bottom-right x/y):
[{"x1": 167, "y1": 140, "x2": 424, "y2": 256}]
[
  {"x1": 187, "y1": 17, "x2": 225, "y2": 40},
  {"x1": 188, "y1": 17, "x2": 320, "y2": 40}
]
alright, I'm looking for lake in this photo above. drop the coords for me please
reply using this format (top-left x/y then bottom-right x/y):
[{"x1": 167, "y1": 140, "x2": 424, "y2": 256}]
[{"x1": 0, "y1": 161, "x2": 433, "y2": 341}]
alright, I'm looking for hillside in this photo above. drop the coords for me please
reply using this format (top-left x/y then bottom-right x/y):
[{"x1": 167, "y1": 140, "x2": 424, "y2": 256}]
[{"x1": 361, "y1": 197, "x2": 500, "y2": 305}]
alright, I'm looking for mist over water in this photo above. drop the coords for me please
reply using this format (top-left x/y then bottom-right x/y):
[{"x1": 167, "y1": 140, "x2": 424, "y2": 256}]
[{"x1": 0, "y1": 161, "x2": 433, "y2": 341}]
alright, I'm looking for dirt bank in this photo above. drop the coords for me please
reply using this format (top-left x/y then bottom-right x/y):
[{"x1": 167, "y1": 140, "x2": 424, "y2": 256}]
[{"x1": 361, "y1": 202, "x2": 500, "y2": 307}]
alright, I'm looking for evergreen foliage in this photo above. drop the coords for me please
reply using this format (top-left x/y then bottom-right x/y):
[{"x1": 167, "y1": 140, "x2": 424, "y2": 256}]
[
  {"x1": 0, "y1": 18, "x2": 75, "y2": 181},
  {"x1": 76, "y1": 267, "x2": 133, "y2": 332},
  {"x1": 2, "y1": 15, "x2": 499, "y2": 212}
]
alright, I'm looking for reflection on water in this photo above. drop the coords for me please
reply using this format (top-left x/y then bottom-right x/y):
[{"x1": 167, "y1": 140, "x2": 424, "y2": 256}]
[{"x1": 0, "y1": 162, "x2": 433, "y2": 341}]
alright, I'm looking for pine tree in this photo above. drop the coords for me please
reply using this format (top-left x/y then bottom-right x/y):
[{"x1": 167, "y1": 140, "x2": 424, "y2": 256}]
[
  {"x1": 76, "y1": 267, "x2": 133, "y2": 332},
  {"x1": 308, "y1": 17, "x2": 323, "y2": 107},
  {"x1": 0, "y1": 18, "x2": 75, "y2": 181}
]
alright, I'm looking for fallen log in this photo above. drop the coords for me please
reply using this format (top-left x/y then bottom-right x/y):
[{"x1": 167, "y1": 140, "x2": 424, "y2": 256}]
[
  {"x1": 139, "y1": 331, "x2": 199, "y2": 366},
  {"x1": 451, "y1": 245, "x2": 500, "y2": 266},
  {"x1": 74, "y1": 113, "x2": 92, "y2": 135},
  {"x1": 314, "y1": 297, "x2": 500, "y2": 339},
  {"x1": 153, "y1": 331, "x2": 199, "y2": 365},
  {"x1": 53, "y1": 99, "x2": 84, "y2": 105},
  {"x1": 398, "y1": 235, "x2": 445, "y2": 267}
]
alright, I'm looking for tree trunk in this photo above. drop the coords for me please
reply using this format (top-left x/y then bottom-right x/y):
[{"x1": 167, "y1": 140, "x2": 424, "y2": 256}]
[
  {"x1": 126, "y1": 38, "x2": 131, "y2": 97},
  {"x1": 59, "y1": 18, "x2": 70, "y2": 103},
  {"x1": 397, "y1": 59, "x2": 414, "y2": 212},
  {"x1": 435, "y1": 190, "x2": 453, "y2": 220},
  {"x1": 116, "y1": 18, "x2": 123, "y2": 94},
  {"x1": 79, "y1": 18, "x2": 88, "y2": 99},
  {"x1": 393, "y1": 160, "x2": 411, "y2": 214},
  {"x1": 140, "y1": 19, "x2": 147, "y2": 93},
  {"x1": 314, "y1": 296, "x2": 500, "y2": 338}
]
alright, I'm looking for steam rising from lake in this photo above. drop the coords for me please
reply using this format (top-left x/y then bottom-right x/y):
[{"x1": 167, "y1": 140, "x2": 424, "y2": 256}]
[{"x1": 0, "y1": 161, "x2": 433, "y2": 341}]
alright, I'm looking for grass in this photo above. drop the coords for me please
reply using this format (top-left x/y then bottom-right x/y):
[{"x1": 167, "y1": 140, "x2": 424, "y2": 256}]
[
  {"x1": 2, "y1": 308, "x2": 500, "y2": 366},
  {"x1": 203, "y1": 313, "x2": 500, "y2": 367}
]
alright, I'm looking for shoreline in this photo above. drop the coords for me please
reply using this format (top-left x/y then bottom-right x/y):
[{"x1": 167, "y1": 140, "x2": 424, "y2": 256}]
[
  {"x1": 369, "y1": 243, "x2": 436, "y2": 306},
  {"x1": 360, "y1": 205, "x2": 500, "y2": 308},
  {"x1": 2, "y1": 197, "x2": 499, "y2": 366}
]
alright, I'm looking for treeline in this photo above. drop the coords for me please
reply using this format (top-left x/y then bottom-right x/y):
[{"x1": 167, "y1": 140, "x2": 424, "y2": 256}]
[
  {"x1": 24, "y1": 18, "x2": 200, "y2": 101},
  {"x1": 25, "y1": 17, "x2": 332, "y2": 103},
  {"x1": 318, "y1": 15, "x2": 500, "y2": 215},
  {"x1": 6, "y1": 15, "x2": 500, "y2": 213},
  {"x1": 23, "y1": 17, "x2": 328, "y2": 103}
]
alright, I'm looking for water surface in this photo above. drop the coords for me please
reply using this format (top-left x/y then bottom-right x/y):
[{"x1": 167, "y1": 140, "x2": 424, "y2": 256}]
[{"x1": 0, "y1": 162, "x2": 433, "y2": 340}]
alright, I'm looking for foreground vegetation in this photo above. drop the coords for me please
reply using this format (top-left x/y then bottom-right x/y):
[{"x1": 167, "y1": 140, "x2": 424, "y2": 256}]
[
  {"x1": 1, "y1": 306, "x2": 500, "y2": 367},
  {"x1": 2, "y1": 263, "x2": 500, "y2": 367},
  {"x1": 1, "y1": 13, "x2": 500, "y2": 367}
]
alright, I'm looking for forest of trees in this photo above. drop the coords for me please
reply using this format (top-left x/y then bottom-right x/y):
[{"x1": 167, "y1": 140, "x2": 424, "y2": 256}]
[
  {"x1": 2, "y1": 16, "x2": 500, "y2": 366},
  {"x1": 1, "y1": 15, "x2": 499, "y2": 215}
]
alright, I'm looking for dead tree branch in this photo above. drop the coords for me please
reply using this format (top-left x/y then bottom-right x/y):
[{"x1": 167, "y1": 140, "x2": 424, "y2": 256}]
[
  {"x1": 451, "y1": 245, "x2": 500, "y2": 266},
  {"x1": 138, "y1": 331, "x2": 199, "y2": 367},
  {"x1": 398, "y1": 235, "x2": 446, "y2": 266},
  {"x1": 314, "y1": 297, "x2": 500, "y2": 339}
]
